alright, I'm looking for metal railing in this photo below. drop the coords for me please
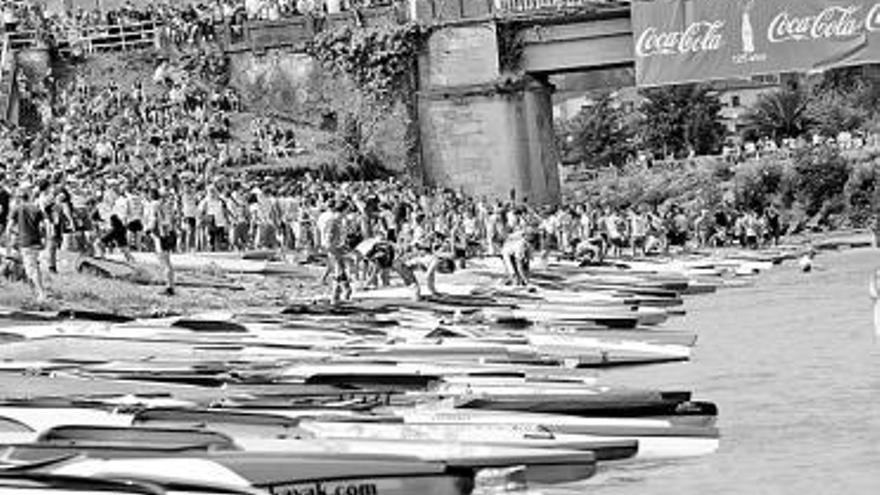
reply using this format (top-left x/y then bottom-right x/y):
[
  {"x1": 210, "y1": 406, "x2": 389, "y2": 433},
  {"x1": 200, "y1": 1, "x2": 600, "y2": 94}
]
[
  {"x1": 5, "y1": 20, "x2": 161, "y2": 54},
  {"x1": 75, "y1": 21, "x2": 162, "y2": 53},
  {"x1": 496, "y1": 0, "x2": 629, "y2": 13}
]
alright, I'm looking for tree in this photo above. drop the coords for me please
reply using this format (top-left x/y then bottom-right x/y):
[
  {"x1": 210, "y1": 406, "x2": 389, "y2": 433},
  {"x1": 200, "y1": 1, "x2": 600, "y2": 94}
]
[
  {"x1": 741, "y1": 86, "x2": 812, "y2": 141},
  {"x1": 558, "y1": 93, "x2": 634, "y2": 168},
  {"x1": 637, "y1": 84, "x2": 725, "y2": 158},
  {"x1": 807, "y1": 67, "x2": 875, "y2": 136},
  {"x1": 808, "y1": 88, "x2": 869, "y2": 137}
]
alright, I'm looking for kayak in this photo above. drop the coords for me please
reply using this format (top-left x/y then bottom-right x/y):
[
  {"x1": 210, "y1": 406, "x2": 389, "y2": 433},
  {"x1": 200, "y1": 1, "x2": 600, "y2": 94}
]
[
  {"x1": 132, "y1": 407, "x2": 637, "y2": 463},
  {"x1": 386, "y1": 408, "x2": 720, "y2": 460},
  {"x1": 10, "y1": 422, "x2": 595, "y2": 485},
  {"x1": 44, "y1": 455, "x2": 477, "y2": 495}
]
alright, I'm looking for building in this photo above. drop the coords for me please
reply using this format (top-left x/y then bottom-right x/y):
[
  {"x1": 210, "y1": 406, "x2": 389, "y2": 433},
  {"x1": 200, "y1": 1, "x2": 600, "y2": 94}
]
[{"x1": 713, "y1": 74, "x2": 781, "y2": 135}]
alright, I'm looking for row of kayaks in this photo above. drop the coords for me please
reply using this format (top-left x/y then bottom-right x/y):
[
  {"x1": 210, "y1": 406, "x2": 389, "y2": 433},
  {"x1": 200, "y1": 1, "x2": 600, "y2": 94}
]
[
  {"x1": 0, "y1": 251, "x2": 792, "y2": 494},
  {"x1": 0, "y1": 392, "x2": 719, "y2": 493}
]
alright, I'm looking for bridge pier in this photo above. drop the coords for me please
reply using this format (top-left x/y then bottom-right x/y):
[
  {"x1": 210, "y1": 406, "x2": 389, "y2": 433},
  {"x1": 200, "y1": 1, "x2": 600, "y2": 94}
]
[{"x1": 417, "y1": 22, "x2": 560, "y2": 205}]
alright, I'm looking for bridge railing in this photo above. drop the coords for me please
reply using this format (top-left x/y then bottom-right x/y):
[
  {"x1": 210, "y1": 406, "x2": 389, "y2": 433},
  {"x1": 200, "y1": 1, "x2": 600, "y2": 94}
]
[
  {"x1": 496, "y1": 0, "x2": 628, "y2": 13},
  {"x1": 4, "y1": 21, "x2": 161, "y2": 55},
  {"x1": 73, "y1": 21, "x2": 162, "y2": 53},
  {"x1": 231, "y1": 6, "x2": 402, "y2": 53},
  {"x1": 411, "y1": 0, "x2": 630, "y2": 23}
]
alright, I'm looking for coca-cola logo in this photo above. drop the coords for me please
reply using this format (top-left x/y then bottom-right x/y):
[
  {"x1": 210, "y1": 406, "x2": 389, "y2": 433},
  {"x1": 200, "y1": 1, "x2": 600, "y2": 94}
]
[
  {"x1": 866, "y1": 3, "x2": 880, "y2": 31},
  {"x1": 768, "y1": 5, "x2": 862, "y2": 42},
  {"x1": 635, "y1": 21, "x2": 725, "y2": 58}
]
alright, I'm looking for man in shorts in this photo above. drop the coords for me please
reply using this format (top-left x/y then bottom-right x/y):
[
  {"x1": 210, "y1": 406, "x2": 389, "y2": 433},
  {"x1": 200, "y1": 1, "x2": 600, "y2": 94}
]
[
  {"x1": 147, "y1": 188, "x2": 176, "y2": 295},
  {"x1": 5, "y1": 186, "x2": 47, "y2": 303},
  {"x1": 317, "y1": 200, "x2": 350, "y2": 304}
]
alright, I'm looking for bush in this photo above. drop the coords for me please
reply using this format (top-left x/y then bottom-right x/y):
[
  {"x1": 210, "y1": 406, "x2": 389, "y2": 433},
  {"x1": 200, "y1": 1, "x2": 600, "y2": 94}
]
[
  {"x1": 732, "y1": 158, "x2": 790, "y2": 211},
  {"x1": 843, "y1": 158, "x2": 880, "y2": 226},
  {"x1": 792, "y1": 146, "x2": 850, "y2": 217},
  {"x1": 582, "y1": 158, "x2": 725, "y2": 209},
  {"x1": 569, "y1": 147, "x2": 880, "y2": 230}
]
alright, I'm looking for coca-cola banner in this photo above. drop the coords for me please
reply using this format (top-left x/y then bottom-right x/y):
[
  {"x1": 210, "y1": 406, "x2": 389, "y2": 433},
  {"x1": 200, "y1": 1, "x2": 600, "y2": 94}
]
[{"x1": 633, "y1": 0, "x2": 880, "y2": 87}]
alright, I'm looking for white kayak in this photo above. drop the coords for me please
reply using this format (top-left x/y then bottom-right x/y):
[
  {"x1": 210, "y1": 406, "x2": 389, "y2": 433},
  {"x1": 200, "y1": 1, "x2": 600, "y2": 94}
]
[
  {"x1": 383, "y1": 408, "x2": 720, "y2": 460},
  {"x1": 0, "y1": 406, "x2": 133, "y2": 434}
]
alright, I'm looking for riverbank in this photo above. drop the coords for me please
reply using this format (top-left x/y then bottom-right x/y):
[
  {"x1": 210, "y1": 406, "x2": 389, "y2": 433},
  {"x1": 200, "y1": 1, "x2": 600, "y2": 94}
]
[
  {"x1": 0, "y1": 253, "x2": 327, "y2": 316},
  {"x1": 0, "y1": 228, "x2": 867, "y2": 316}
]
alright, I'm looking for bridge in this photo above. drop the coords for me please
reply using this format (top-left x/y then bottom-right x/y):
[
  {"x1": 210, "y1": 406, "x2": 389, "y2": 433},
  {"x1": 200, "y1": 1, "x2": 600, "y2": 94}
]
[
  {"x1": 0, "y1": 0, "x2": 636, "y2": 203},
  {"x1": 413, "y1": 0, "x2": 634, "y2": 204}
]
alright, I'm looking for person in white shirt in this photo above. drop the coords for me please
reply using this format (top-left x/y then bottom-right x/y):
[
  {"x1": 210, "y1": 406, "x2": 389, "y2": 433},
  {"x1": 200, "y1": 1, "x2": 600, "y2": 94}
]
[
  {"x1": 316, "y1": 200, "x2": 350, "y2": 304},
  {"x1": 197, "y1": 184, "x2": 228, "y2": 251},
  {"x1": 180, "y1": 185, "x2": 198, "y2": 252},
  {"x1": 629, "y1": 207, "x2": 649, "y2": 257}
]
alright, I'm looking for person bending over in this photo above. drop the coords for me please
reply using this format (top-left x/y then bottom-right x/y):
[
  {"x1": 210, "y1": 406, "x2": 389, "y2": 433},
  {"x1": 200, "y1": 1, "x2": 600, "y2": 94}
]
[
  {"x1": 94, "y1": 209, "x2": 135, "y2": 264},
  {"x1": 501, "y1": 229, "x2": 535, "y2": 286},
  {"x1": 356, "y1": 235, "x2": 456, "y2": 301}
]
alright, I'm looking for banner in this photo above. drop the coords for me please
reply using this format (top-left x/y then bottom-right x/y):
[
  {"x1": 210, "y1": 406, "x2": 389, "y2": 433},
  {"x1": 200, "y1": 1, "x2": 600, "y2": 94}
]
[{"x1": 633, "y1": 0, "x2": 880, "y2": 87}]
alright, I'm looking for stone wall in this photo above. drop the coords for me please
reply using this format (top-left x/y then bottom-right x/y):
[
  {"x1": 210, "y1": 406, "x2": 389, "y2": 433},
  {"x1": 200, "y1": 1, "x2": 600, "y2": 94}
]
[
  {"x1": 228, "y1": 49, "x2": 318, "y2": 120},
  {"x1": 228, "y1": 47, "x2": 410, "y2": 173}
]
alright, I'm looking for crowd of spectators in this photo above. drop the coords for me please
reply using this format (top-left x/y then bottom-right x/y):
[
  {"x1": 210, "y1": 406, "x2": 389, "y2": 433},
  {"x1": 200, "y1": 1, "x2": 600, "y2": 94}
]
[
  {"x1": 720, "y1": 131, "x2": 880, "y2": 163},
  {"x1": 0, "y1": 57, "x2": 796, "y2": 302},
  {"x1": 0, "y1": 0, "x2": 798, "y2": 304}
]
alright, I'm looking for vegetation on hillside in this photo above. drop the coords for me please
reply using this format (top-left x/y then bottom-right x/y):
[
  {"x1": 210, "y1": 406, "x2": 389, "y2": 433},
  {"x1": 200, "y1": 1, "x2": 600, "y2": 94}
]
[
  {"x1": 575, "y1": 146, "x2": 880, "y2": 231},
  {"x1": 559, "y1": 66, "x2": 880, "y2": 229}
]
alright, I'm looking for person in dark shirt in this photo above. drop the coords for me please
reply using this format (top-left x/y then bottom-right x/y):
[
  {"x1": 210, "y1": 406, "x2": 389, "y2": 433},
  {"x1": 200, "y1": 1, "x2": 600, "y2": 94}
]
[{"x1": 5, "y1": 186, "x2": 47, "y2": 303}]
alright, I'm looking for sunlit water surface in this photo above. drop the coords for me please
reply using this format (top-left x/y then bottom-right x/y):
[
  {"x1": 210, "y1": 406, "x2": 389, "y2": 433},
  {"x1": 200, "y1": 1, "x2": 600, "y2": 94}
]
[{"x1": 549, "y1": 248, "x2": 880, "y2": 495}]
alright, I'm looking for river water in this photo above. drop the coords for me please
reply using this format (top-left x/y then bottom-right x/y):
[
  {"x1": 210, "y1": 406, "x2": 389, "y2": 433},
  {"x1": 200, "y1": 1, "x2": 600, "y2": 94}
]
[{"x1": 577, "y1": 248, "x2": 880, "y2": 494}]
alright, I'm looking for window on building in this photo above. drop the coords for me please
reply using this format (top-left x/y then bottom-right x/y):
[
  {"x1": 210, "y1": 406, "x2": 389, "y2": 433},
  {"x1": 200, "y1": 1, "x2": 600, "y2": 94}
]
[
  {"x1": 731, "y1": 96, "x2": 741, "y2": 107},
  {"x1": 752, "y1": 74, "x2": 781, "y2": 85}
]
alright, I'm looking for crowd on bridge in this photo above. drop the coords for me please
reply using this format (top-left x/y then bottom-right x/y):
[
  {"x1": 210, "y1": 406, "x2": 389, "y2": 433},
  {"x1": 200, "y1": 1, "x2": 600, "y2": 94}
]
[{"x1": 1, "y1": 0, "x2": 399, "y2": 52}]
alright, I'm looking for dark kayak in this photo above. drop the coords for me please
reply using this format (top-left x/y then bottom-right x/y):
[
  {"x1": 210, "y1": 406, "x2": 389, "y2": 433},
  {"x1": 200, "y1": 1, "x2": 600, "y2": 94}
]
[{"x1": 456, "y1": 393, "x2": 718, "y2": 420}]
